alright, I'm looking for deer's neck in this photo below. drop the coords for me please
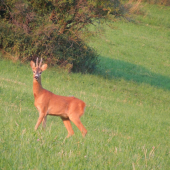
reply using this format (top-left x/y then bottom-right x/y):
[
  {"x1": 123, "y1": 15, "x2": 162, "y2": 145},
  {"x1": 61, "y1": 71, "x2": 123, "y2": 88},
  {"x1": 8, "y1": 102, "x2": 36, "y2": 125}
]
[{"x1": 33, "y1": 78, "x2": 43, "y2": 98}]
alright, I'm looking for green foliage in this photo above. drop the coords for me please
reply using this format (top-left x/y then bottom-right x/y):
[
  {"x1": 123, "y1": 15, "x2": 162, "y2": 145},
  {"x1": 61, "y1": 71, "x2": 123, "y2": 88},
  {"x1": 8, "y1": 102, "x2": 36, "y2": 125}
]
[
  {"x1": 123, "y1": 0, "x2": 170, "y2": 6},
  {"x1": 0, "y1": 0, "x2": 122, "y2": 73},
  {"x1": 143, "y1": 0, "x2": 170, "y2": 5}
]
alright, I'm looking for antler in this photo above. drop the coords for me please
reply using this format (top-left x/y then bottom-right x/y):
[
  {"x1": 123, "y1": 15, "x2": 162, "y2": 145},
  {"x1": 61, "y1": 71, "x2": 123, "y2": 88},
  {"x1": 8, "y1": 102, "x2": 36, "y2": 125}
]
[
  {"x1": 39, "y1": 58, "x2": 43, "y2": 67},
  {"x1": 35, "y1": 58, "x2": 43, "y2": 67},
  {"x1": 36, "y1": 58, "x2": 38, "y2": 67}
]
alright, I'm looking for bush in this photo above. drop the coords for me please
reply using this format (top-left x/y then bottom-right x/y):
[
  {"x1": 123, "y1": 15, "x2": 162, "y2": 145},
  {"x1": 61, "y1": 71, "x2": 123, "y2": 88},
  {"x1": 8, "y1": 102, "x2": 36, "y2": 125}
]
[
  {"x1": 124, "y1": 0, "x2": 170, "y2": 6},
  {"x1": 0, "y1": 0, "x2": 123, "y2": 73}
]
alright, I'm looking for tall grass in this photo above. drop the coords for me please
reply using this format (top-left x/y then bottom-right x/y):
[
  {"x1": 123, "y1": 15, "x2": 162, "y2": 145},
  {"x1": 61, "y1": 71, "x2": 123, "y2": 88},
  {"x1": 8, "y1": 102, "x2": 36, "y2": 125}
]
[{"x1": 0, "y1": 4, "x2": 170, "y2": 169}]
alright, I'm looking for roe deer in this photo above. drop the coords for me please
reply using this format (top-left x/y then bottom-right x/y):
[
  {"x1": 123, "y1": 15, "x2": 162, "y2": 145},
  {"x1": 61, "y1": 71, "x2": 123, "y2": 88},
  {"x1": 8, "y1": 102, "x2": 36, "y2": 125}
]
[{"x1": 30, "y1": 58, "x2": 87, "y2": 137}]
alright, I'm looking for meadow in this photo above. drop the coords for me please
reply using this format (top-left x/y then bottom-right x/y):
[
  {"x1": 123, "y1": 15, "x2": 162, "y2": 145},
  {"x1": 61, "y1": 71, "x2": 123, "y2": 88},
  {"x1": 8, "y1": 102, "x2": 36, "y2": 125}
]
[{"x1": 0, "y1": 3, "x2": 170, "y2": 169}]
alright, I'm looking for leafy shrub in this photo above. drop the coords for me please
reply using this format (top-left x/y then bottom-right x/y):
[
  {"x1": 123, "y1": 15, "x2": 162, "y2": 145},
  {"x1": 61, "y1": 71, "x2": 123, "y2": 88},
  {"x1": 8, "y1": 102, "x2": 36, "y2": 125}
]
[
  {"x1": 0, "y1": 0, "x2": 123, "y2": 73},
  {"x1": 124, "y1": 0, "x2": 170, "y2": 6}
]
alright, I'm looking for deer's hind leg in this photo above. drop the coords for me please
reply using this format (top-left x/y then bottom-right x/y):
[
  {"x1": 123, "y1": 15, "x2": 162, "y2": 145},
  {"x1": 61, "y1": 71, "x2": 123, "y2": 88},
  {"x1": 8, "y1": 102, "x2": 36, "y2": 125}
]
[
  {"x1": 62, "y1": 118, "x2": 74, "y2": 138},
  {"x1": 69, "y1": 115, "x2": 87, "y2": 137}
]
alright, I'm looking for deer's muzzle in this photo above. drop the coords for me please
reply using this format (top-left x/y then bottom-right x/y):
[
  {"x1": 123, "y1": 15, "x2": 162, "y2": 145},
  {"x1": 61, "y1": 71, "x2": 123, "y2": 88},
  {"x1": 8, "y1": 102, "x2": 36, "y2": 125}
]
[{"x1": 34, "y1": 74, "x2": 39, "y2": 80}]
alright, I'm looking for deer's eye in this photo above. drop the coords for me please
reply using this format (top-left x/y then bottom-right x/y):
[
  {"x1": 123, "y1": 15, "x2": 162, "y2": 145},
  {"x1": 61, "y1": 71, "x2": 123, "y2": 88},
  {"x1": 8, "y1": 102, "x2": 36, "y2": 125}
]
[
  {"x1": 39, "y1": 72, "x2": 42, "y2": 75},
  {"x1": 33, "y1": 71, "x2": 35, "y2": 74}
]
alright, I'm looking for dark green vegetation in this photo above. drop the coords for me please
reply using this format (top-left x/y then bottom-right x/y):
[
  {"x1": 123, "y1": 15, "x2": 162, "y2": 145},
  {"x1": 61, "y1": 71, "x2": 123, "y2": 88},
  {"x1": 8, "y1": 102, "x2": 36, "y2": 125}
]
[
  {"x1": 0, "y1": 3, "x2": 170, "y2": 170},
  {"x1": 0, "y1": 0, "x2": 122, "y2": 73},
  {"x1": 131, "y1": 0, "x2": 170, "y2": 6}
]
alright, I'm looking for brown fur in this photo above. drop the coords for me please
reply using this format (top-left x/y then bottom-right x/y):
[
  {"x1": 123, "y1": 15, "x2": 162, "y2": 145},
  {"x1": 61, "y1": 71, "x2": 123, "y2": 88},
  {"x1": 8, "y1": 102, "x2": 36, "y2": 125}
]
[{"x1": 30, "y1": 59, "x2": 87, "y2": 137}]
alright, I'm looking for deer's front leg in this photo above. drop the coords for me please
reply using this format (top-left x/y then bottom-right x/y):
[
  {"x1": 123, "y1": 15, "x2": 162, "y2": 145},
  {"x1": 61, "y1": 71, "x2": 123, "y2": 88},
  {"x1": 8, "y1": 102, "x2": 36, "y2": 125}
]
[
  {"x1": 42, "y1": 116, "x2": 47, "y2": 130},
  {"x1": 35, "y1": 114, "x2": 45, "y2": 130}
]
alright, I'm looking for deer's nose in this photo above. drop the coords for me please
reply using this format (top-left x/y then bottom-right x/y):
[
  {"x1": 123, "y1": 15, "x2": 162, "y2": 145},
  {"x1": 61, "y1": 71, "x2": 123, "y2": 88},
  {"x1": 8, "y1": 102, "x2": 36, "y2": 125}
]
[{"x1": 35, "y1": 74, "x2": 39, "y2": 80}]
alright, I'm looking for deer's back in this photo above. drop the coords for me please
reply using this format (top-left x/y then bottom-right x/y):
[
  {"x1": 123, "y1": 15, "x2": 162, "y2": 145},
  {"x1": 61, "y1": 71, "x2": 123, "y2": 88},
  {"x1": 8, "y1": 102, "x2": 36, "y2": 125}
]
[{"x1": 36, "y1": 89, "x2": 86, "y2": 118}]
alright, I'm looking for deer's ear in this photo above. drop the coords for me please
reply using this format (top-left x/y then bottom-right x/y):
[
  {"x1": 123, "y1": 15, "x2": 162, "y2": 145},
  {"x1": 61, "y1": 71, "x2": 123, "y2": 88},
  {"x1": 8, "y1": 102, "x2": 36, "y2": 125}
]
[
  {"x1": 41, "y1": 64, "x2": 47, "y2": 71},
  {"x1": 30, "y1": 61, "x2": 35, "y2": 69}
]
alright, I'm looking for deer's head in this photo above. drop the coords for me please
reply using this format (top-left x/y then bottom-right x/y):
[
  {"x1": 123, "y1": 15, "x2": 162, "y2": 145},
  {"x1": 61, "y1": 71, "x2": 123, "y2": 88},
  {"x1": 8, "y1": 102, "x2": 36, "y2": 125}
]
[{"x1": 30, "y1": 58, "x2": 47, "y2": 81}]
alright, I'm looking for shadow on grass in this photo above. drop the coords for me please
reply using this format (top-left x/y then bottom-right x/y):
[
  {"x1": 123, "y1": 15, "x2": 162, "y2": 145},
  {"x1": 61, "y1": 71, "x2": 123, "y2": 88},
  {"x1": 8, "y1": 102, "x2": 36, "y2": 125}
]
[{"x1": 95, "y1": 56, "x2": 170, "y2": 90}]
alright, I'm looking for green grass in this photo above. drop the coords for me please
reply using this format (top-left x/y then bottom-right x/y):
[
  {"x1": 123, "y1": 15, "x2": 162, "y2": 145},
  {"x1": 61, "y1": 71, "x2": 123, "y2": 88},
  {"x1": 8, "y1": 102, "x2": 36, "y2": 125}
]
[{"x1": 0, "y1": 4, "x2": 170, "y2": 169}]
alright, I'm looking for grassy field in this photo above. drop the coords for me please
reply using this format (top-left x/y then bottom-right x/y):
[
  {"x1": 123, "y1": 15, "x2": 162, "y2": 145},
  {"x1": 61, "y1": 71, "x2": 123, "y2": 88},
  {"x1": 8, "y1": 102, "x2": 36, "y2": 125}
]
[{"x1": 0, "y1": 4, "x2": 170, "y2": 170}]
